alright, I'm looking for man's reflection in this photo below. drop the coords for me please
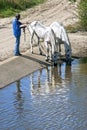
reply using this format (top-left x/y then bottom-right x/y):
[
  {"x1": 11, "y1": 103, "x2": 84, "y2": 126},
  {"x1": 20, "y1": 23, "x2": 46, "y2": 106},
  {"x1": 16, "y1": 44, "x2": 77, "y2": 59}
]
[
  {"x1": 16, "y1": 80, "x2": 21, "y2": 93},
  {"x1": 15, "y1": 80, "x2": 24, "y2": 115}
]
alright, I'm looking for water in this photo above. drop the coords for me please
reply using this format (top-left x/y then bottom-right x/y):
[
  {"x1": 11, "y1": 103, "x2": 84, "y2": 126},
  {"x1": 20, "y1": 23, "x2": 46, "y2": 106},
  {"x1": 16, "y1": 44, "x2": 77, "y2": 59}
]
[{"x1": 0, "y1": 58, "x2": 87, "y2": 130}]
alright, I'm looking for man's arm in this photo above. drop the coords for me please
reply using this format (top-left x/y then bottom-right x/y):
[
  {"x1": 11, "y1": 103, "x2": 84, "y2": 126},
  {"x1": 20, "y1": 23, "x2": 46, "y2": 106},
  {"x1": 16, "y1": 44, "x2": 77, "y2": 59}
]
[{"x1": 20, "y1": 24, "x2": 27, "y2": 28}]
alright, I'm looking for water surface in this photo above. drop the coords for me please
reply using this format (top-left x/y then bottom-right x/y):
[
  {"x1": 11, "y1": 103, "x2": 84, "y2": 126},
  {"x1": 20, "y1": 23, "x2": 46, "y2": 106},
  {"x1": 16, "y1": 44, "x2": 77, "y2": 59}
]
[{"x1": 0, "y1": 58, "x2": 87, "y2": 130}]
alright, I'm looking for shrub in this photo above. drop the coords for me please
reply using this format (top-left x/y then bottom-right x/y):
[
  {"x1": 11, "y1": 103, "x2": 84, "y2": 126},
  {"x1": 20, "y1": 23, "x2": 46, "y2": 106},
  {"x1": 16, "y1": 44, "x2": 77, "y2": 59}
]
[
  {"x1": 78, "y1": 0, "x2": 87, "y2": 31},
  {"x1": 65, "y1": 22, "x2": 81, "y2": 33}
]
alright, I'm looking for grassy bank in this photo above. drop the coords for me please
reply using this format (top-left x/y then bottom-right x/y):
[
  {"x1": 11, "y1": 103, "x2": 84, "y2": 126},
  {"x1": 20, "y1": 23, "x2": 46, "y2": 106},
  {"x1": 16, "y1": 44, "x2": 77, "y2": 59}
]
[{"x1": 0, "y1": 0, "x2": 46, "y2": 18}]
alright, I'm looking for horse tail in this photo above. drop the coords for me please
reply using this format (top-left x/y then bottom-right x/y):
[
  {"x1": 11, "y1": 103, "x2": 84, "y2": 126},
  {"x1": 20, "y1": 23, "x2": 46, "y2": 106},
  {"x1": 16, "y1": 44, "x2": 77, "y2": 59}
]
[
  {"x1": 48, "y1": 28, "x2": 57, "y2": 55},
  {"x1": 51, "y1": 28, "x2": 56, "y2": 43}
]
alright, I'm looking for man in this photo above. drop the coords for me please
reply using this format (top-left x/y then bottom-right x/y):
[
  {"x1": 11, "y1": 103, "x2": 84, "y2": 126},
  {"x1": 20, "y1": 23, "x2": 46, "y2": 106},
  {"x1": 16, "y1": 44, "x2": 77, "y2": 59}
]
[{"x1": 12, "y1": 14, "x2": 26, "y2": 56}]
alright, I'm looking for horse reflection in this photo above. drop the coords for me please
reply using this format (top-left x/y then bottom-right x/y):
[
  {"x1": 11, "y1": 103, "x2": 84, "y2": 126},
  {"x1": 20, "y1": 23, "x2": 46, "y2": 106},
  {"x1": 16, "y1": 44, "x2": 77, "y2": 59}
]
[
  {"x1": 30, "y1": 70, "x2": 41, "y2": 93},
  {"x1": 50, "y1": 64, "x2": 63, "y2": 88},
  {"x1": 29, "y1": 63, "x2": 71, "y2": 94},
  {"x1": 65, "y1": 64, "x2": 72, "y2": 80}
]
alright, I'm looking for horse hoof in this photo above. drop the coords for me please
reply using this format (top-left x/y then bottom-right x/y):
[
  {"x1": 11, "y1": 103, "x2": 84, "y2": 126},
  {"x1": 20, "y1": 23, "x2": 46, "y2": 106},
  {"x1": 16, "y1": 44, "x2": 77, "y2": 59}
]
[
  {"x1": 54, "y1": 62, "x2": 57, "y2": 66},
  {"x1": 40, "y1": 52, "x2": 42, "y2": 55},
  {"x1": 66, "y1": 60, "x2": 72, "y2": 66},
  {"x1": 49, "y1": 58, "x2": 52, "y2": 62},
  {"x1": 45, "y1": 59, "x2": 49, "y2": 62}
]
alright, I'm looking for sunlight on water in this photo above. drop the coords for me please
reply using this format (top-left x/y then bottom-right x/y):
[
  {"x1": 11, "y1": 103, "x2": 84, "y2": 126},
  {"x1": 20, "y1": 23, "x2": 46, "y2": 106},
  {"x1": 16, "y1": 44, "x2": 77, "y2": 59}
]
[{"x1": 0, "y1": 58, "x2": 87, "y2": 130}]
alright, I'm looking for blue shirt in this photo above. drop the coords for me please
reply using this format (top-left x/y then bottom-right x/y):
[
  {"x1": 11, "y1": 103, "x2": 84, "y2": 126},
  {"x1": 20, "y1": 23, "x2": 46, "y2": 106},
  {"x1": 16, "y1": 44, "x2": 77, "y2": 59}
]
[{"x1": 12, "y1": 18, "x2": 22, "y2": 37}]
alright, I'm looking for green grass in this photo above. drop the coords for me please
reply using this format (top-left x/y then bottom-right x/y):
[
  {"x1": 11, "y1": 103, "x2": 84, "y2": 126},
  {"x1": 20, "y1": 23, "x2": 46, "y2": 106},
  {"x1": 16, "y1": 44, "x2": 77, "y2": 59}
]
[
  {"x1": 78, "y1": 0, "x2": 87, "y2": 31},
  {"x1": 0, "y1": 8, "x2": 20, "y2": 18},
  {"x1": 0, "y1": 0, "x2": 46, "y2": 18}
]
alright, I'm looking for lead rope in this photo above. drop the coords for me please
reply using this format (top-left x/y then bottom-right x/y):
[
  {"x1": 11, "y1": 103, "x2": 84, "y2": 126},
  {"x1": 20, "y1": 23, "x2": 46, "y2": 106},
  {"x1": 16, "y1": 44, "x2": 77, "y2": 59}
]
[{"x1": 23, "y1": 27, "x2": 26, "y2": 42}]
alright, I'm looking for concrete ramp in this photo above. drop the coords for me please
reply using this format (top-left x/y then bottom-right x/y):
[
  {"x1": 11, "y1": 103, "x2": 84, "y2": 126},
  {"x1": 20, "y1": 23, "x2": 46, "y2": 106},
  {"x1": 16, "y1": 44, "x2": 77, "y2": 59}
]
[{"x1": 0, "y1": 51, "x2": 51, "y2": 89}]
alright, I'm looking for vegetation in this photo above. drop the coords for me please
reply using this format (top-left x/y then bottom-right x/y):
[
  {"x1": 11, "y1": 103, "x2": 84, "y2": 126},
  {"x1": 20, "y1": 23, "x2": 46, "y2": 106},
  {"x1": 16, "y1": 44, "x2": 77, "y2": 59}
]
[
  {"x1": 0, "y1": 0, "x2": 46, "y2": 17},
  {"x1": 78, "y1": 0, "x2": 87, "y2": 31},
  {"x1": 1, "y1": 0, "x2": 87, "y2": 32},
  {"x1": 65, "y1": 23, "x2": 80, "y2": 33},
  {"x1": 69, "y1": 0, "x2": 87, "y2": 31},
  {"x1": 69, "y1": 0, "x2": 76, "y2": 2}
]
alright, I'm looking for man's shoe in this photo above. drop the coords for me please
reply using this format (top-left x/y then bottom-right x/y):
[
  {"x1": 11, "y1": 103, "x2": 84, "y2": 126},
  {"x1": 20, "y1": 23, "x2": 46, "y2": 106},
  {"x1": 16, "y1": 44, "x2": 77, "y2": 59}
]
[
  {"x1": 15, "y1": 54, "x2": 19, "y2": 56},
  {"x1": 14, "y1": 53, "x2": 22, "y2": 56}
]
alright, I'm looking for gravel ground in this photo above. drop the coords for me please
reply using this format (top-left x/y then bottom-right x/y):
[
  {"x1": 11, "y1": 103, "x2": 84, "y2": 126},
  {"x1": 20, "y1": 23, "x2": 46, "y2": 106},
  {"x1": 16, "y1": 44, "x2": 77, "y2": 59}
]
[{"x1": 0, "y1": 0, "x2": 87, "y2": 63}]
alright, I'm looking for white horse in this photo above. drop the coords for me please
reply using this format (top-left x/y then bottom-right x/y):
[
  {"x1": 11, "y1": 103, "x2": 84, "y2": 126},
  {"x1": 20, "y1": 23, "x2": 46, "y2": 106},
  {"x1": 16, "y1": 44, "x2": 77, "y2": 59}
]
[
  {"x1": 27, "y1": 21, "x2": 58, "y2": 62},
  {"x1": 50, "y1": 22, "x2": 72, "y2": 63}
]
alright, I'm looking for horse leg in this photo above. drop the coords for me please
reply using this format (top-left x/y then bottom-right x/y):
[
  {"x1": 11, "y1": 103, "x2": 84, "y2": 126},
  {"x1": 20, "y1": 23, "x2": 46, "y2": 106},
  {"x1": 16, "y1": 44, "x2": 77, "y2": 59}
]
[
  {"x1": 49, "y1": 43, "x2": 53, "y2": 61},
  {"x1": 37, "y1": 37, "x2": 42, "y2": 55},
  {"x1": 59, "y1": 43, "x2": 61, "y2": 52},
  {"x1": 30, "y1": 32, "x2": 34, "y2": 54},
  {"x1": 44, "y1": 41, "x2": 49, "y2": 61},
  {"x1": 64, "y1": 42, "x2": 72, "y2": 65}
]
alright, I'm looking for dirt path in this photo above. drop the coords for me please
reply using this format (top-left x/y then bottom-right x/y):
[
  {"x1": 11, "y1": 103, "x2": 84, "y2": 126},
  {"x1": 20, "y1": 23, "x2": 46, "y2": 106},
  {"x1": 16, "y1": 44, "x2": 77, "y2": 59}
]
[{"x1": 0, "y1": 0, "x2": 87, "y2": 63}]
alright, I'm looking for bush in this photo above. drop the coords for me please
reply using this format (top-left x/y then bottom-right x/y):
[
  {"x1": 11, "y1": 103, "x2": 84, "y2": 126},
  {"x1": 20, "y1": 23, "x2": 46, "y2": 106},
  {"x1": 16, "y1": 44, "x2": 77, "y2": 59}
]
[
  {"x1": 78, "y1": 0, "x2": 87, "y2": 31},
  {"x1": 65, "y1": 22, "x2": 82, "y2": 33}
]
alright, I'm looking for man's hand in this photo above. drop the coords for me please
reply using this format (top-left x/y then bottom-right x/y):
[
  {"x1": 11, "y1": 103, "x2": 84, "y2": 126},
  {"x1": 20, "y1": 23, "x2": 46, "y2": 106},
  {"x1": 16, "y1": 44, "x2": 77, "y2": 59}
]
[{"x1": 20, "y1": 24, "x2": 27, "y2": 28}]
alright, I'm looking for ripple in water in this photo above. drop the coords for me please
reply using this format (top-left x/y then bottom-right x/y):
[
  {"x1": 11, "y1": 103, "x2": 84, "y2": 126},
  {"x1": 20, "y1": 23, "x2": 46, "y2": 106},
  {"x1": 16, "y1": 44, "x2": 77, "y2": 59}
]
[{"x1": 0, "y1": 58, "x2": 87, "y2": 130}]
